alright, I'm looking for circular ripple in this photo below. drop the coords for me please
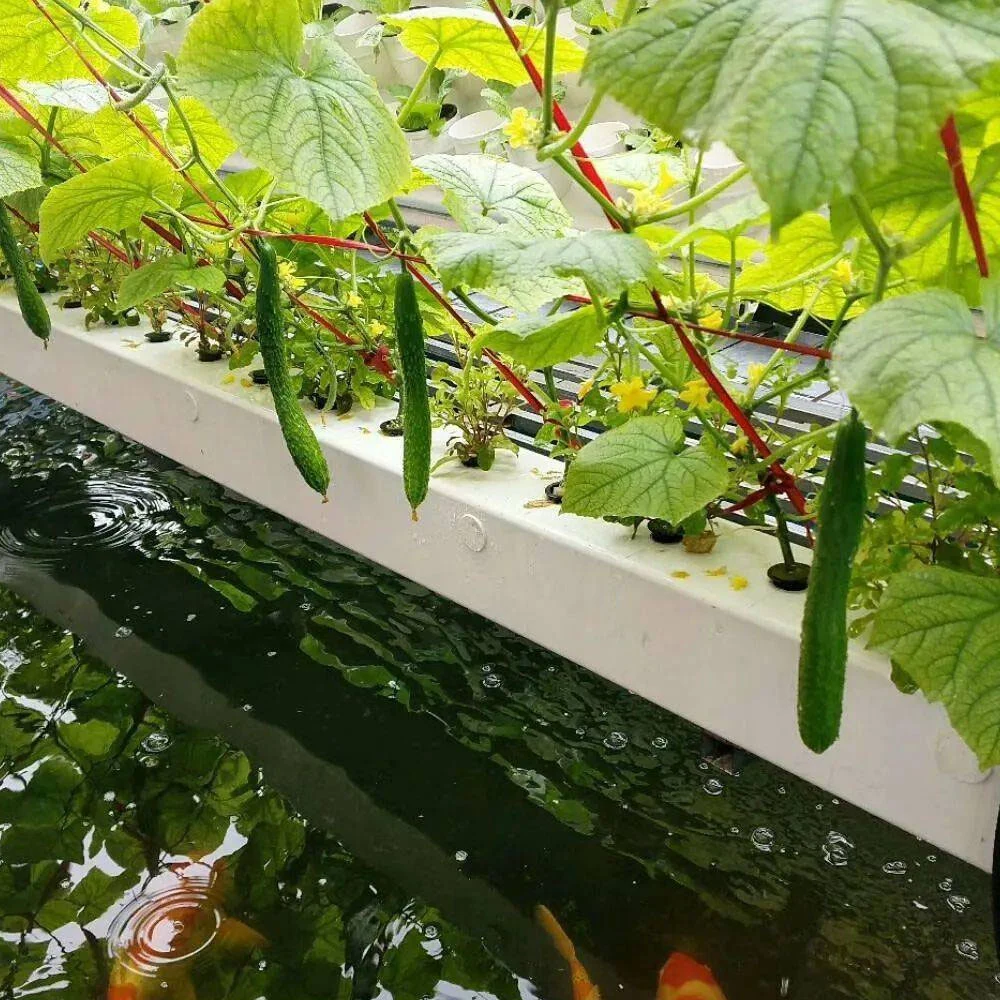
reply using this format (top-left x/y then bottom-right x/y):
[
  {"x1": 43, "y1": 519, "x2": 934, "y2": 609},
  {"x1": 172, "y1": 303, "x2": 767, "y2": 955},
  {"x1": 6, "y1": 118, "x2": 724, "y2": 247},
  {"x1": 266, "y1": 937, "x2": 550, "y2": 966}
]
[
  {"x1": 0, "y1": 473, "x2": 175, "y2": 563},
  {"x1": 107, "y1": 869, "x2": 223, "y2": 980}
]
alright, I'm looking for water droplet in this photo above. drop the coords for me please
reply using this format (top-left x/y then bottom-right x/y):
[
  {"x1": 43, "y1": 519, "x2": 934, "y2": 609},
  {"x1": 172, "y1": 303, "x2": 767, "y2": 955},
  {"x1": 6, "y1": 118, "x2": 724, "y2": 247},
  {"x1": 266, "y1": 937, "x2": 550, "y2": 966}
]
[
  {"x1": 423, "y1": 925, "x2": 439, "y2": 939},
  {"x1": 912, "y1": 900, "x2": 929, "y2": 911},
  {"x1": 651, "y1": 736, "x2": 668, "y2": 749},
  {"x1": 777, "y1": 785, "x2": 786, "y2": 795},
  {"x1": 0, "y1": 645, "x2": 24, "y2": 670},
  {"x1": 603, "y1": 731, "x2": 628, "y2": 751},
  {"x1": 939, "y1": 878, "x2": 954, "y2": 892},
  {"x1": 140, "y1": 732, "x2": 171, "y2": 754},
  {"x1": 882, "y1": 861, "x2": 907, "y2": 877},
  {"x1": 779, "y1": 978, "x2": 790, "y2": 998},
  {"x1": 703, "y1": 778, "x2": 724, "y2": 796},
  {"x1": 574, "y1": 727, "x2": 586, "y2": 737},
  {"x1": 955, "y1": 939, "x2": 979, "y2": 961},
  {"x1": 822, "y1": 831, "x2": 854, "y2": 868},
  {"x1": 481, "y1": 673, "x2": 502, "y2": 690},
  {"x1": 482, "y1": 663, "x2": 497, "y2": 673},
  {"x1": 138, "y1": 755, "x2": 159, "y2": 769},
  {"x1": 242, "y1": 703, "x2": 253, "y2": 713},
  {"x1": 186, "y1": 614, "x2": 196, "y2": 622},
  {"x1": 927, "y1": 854, "x2": 937, "y2": 863},
  {"x1": 730, "y1": 827, "x2": 740, "y2": 835},
  {"x1": 751, "y1": 827, "x2": 775, "y2": 852},
  {"x1": 114, "y1": 625, "x2": 133, "y2": 639},
  {"x1": 454, "y1": 850, "x2": 468, "y2": 862},
  {"x1": 947, "y1": 895, "x2": 971, "y2": 914}
]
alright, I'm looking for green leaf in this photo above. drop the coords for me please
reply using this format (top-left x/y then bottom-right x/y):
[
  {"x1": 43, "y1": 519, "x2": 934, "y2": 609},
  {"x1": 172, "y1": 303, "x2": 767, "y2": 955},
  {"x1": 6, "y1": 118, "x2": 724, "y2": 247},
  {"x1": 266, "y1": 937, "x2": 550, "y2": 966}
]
[
  {"x1": 59, "y1": 719, "x2": 120, "y2": 759},
  {"x1": 0, "y1": 136, "x2": 41, "y2": 198},
  {"x1": 165, "y1": 96, "x2": 237, "y2": 171},
  {"x1": 669, "y1": 192, "x2": 768, "y2": 244},
  {"x1": 178, "y1": 0, "x2": 409, "y2": 222},
  {"x1": 117, "y1": 255, "x2": 226, "y2": 311},
  {"x1": 413, "y1": 153, "x2": 571, "y2": 238},
  {"x1": 735, "y1": 213, "x2": 855, "y2": 320},
  {"x1": 870, "y1": 566, "x2": 1000, "y2": 768},
  {"x1": 584, "y1": 0, "x2": 1000, "y2": 227},
  {"x1": 476, "y1": 306, "x2": 602, "y2": 370},
  {"x1": 983, "y1": 275, "x2": 1000, "y2": 341},
  {"x1": 420, "y1": 229, "x2": 656, "y2": 311},
  {"x1": 834, "y1": 291, "x2": 1000, "y2": 482},
  {"x1": 39, "y1": 153, "x2": 183, "y2": 263},
  {"x1": 384, "y1": 8, "x2": 585, "y2": 86},
  {"x1": 562, "y1": 416, "x2": 728, "y2": 523},
  {"x1": 0, "y1": 0, "x2": 140, "y2": 84}
]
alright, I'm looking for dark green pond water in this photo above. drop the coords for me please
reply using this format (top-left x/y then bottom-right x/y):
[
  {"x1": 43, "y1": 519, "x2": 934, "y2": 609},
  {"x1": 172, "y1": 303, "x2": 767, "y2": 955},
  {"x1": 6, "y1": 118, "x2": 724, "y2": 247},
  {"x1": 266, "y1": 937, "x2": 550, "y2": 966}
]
[{"x1": 0, "y1": 380, "x2": 996, "y2": 1000}]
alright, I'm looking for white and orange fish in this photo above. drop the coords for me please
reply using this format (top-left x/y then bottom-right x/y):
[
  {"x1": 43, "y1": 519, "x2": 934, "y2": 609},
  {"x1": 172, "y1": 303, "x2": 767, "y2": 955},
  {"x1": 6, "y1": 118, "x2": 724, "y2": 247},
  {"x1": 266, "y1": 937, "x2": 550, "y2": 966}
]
[
  {"x1": 108, "y1": 858, "x2": 267, "y2": 1000},
  {"x1": 537, "y1": 905, "x2": 727, "y2": 1000}
]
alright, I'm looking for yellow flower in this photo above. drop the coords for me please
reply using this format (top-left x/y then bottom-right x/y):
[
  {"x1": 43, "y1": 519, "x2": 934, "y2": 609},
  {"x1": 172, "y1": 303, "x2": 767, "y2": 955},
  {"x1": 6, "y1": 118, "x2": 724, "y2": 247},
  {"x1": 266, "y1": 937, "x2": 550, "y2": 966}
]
[
  {"x1": 346, "y1": 290, "x2": 363, "y2": 309},
  {"x1": 678, "y1": 378, "x2": 712, "y2": 408},
  {"x1": 503, "y1": 107, "x2": 542, "y2": 150},
  {"x1": 370, "y1": 319, "x2": 387, "y2": 338},
  {"x1": 630, "y1": 161, "x2": 676, "y2": 218},
  {"x1": 278, "y1": 260, "x2": 306, "y2": 292},
  {"x1": 731, "y1": 434, "x2": 750, "y2": 457},
  {"x1": 833, "y1": 259, "x2": 854, "y2": 289},
  {"x1": 729, "y1": 575, "x2": 749, "y2": 591},
  {"x1": 699, "y1": 310, "x2": 724, "y2": 330},
  {"x1": 746, "y1": 362, "x2": 768, "y2": 389},
  {"x1": 610, "y1": 376, "x2": 658, "y2": 413},
  {"x1": 577, "y1": 377, "x2": 595, "y2": 400}
]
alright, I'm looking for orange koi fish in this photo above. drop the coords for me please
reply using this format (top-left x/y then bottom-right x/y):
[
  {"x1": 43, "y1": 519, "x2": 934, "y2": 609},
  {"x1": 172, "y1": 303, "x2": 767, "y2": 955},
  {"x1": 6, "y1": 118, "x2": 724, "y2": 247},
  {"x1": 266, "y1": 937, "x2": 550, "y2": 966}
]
[
  {"x1": 537, "y1": 906, "x2": 727, "y2": 1000},
  {"x1": 108, "y1": 858, "x2": 267, "y2": 1000}
]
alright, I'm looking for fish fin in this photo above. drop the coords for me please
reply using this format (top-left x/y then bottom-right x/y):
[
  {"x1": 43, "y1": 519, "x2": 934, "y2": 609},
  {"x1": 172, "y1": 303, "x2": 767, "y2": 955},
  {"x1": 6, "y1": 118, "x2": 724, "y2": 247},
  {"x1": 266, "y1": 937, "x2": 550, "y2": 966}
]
[
  {"x1": 536, "y1": 906, "x2": 599, "y2": 1000},
  {"x1": 657, "y1": 953, "x2": 726, "y2": 1000},
  {"x1": 216, "y1": 916, "x2": 268, "y2": 954}
]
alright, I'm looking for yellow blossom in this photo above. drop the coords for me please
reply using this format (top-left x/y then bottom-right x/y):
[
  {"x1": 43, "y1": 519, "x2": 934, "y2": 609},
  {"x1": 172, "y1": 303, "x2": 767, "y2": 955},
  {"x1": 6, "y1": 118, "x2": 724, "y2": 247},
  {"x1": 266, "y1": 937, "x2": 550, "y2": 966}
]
[
  {"x1": 729, "y1": 575, "x2": 749, "y2": 591},
  {"x1": 278, "y1": 260, "x2": 306, "y2": 292},
  {"x1": 577, "y1": 377, "x2": 595, "y2": 399},
  {"x1": 706, "y1": 565, "x2": 728, "y2": 577},
  {"x1": 731, "y1": 434, "x2": 750, "y2": 457},
  {"x1": 630, "y1": 161, "x2": 676, "y2": 218},
  {"x1": 678, "y1": 378, "x2": 712, "y2": 408},
  {"x1": 346, "y1": 290, "x2": 363, "y2": 309},
  {"x1": 671, "y1": 570, "x2": 690, "y2": 580},
  {"x1": 699, "y1": 310, "x2": 724, "y2": 330},
  {"x1": 833, "y1": 259, "x2": 854, "y2": 289},
  {"x1": 503, "y1": 107, "x2": 542, "y2": 150},
  {"x1": 610, "y1": 376, "x2": 658, "y2": 413},
  {"x1": 746, "y1": 362, "x2": 768, "y2": 389},
  {"x1": 370, "y1": 319, "x2": 387, "y2": 338}
]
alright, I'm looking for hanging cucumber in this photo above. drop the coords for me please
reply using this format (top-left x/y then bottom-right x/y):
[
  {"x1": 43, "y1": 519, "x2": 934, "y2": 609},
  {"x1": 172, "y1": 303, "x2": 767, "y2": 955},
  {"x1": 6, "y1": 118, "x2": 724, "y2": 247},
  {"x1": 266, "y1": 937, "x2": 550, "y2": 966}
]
[
  {"x1": 798, "y1": 408, "x2": 868, "y2": 753},
  {"x1": 255, "y1": 240, "x2": 330, "y2": 499},
  {"x1": 0, "y1": 204, "x2": 50, "y2": 346},
  {"x1": 394, "y1": 267, "x2": 431, "y2": 519}
]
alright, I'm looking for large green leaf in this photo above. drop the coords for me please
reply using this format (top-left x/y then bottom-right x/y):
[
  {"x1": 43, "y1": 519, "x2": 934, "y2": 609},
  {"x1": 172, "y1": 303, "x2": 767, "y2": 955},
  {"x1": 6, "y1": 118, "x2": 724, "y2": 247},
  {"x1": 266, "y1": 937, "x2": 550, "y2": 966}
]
[
  {"x1": 39, "y1": 153, "x2": 182, "y2": 262},
  {"x1": 165, "y1": 96, "x2": 237, "y2": 171},
  {"x1": 475, "y1": 305, "x2": 602, "y2": 369},
  {"x1": 413, "y1": 154, "x2": 571, "y2": 238},
  {"x1": 0, "y1": 136, "x2": 41, "y2": 198},
  {"x1": 384, "y1": 8, "x2": 585, "y2": 86},
  {"x1": 584, "y1": 0, "x2": 1000, "y2": 226},
  {"x1": 870, "y1": 567, "x2": 1000, "y2": 768},
  {"x1": 177, "y1": 0, "x2": 409, "y2": 222},
  {"x1": 562, "y1": 415, "x2": 728, "y2": 523},
  {"x1": 421, "y1": 229, "x2": 656, "y2": 311},
  {"x1": 735, "y1": 213, "x2": 858, "y2": 319},
  {"x1": 834, "y1": 291, "x2": 1000, "y2": 482},
  {"x1": 0, "y1": 0, "x2": 140, "y2": 84},
  {"x1": 117, "y1": 255, "x2": 226, "y2": 311}
]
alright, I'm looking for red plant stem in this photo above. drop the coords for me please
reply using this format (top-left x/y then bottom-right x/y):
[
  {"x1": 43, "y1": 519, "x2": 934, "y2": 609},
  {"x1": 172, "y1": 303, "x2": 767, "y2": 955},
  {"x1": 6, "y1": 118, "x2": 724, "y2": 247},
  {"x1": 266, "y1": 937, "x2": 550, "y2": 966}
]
[
  {"x1": 485, "y1": 1, "x2": 809, "y2": 516},
  {"x1": 941, "y1": 115, "x2": 990, "y2": 279},
  {"x1": 0, "y1": 83, "x2": 87, "y2": 173},
  {"x1": 27, "y1": 0, "x2": 231, "y2": 227}
]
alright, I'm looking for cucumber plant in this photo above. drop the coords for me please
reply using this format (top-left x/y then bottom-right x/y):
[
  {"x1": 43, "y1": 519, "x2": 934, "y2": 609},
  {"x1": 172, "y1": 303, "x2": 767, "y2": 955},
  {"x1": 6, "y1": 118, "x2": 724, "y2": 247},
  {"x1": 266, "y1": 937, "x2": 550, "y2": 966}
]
[{"x1": 7, "y1": 0, "x2": 1000, "y2": 765}]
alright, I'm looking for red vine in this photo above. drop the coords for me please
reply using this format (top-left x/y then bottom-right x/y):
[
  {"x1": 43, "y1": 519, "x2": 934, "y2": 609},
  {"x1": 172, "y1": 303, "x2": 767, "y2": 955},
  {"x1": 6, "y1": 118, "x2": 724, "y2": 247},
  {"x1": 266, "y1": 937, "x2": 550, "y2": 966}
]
[{"x1": 941, "y1": 115, "x2": 990, "y2": 279}]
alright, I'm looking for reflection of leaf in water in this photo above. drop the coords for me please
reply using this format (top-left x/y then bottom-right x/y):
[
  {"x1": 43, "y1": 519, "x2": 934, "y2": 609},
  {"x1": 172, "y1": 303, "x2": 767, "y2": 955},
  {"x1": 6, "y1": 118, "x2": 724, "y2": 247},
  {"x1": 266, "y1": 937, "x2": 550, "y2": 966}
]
[
  {"x1": 499, "y1": 761, "x2": 595, "y2": 836},
  {"x1": 59, "y1": 718, "x2": 121, "y2": 760}
]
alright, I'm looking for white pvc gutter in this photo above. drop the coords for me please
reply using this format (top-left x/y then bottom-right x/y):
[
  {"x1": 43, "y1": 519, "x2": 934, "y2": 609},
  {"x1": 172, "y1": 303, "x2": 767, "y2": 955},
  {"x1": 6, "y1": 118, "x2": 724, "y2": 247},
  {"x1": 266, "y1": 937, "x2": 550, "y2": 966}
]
[{"x1": 1, "y1": 295, "x2": 997, "y2": 870}]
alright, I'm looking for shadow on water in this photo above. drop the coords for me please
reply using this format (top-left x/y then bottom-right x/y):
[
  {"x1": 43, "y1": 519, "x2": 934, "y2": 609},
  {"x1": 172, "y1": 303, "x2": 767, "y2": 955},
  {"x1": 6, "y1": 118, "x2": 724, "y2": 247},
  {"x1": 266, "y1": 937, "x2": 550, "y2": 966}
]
[{"x1": 0, "y1": 379, "x2": 997, "y2": 1000}]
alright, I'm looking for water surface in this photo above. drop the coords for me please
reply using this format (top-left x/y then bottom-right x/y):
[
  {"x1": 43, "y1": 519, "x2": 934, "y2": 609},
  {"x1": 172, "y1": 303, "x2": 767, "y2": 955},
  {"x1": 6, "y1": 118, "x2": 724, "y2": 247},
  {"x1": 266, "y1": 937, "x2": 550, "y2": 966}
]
[{"x1": 0, "y1": 380, "x2": 996, "y2": 999}]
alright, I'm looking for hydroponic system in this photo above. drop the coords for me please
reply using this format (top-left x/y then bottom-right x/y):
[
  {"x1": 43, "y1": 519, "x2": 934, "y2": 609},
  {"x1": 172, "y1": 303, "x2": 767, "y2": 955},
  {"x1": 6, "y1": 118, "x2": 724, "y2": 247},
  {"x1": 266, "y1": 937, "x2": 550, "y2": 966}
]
[{"x1": 3, "y1": 0, "x2": 1000, "y2": 872}]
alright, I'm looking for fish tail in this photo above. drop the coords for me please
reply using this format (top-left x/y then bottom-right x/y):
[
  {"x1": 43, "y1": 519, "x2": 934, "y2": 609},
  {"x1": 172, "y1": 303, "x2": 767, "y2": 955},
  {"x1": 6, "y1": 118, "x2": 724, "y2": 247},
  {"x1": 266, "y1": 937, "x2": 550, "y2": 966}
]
[{"x1": 536, "y1": 906, "x2": 601, "y2": 1000}]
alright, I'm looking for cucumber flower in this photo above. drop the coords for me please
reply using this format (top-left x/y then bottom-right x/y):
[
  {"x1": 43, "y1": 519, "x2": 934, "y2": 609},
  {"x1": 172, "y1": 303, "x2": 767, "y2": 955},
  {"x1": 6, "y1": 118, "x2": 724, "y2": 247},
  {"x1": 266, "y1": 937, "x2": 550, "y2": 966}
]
[
  {"x1": 630, "y1": 161, "x2": 676, "y2": 218},
  {"x1": 503, "y1": 107, "x2": 542, "y2": 149},
  {"x1": 610, "y1": 376, "x2": 657, "y2": 413},
  {"x1": 833, "y1": 259, "x2": 854, "y2": 289},
  {"x1": 346, "y1": 290, "x2": 363, "y2": 309},
  {"x1": 678, "y1": 378, "x2": 712, "y2": 408},
  {"x1": 699, "y1": 310, "x2": 724, "y2": 330},
  {"x1": 277, "y1": 260, "x2": 306, "y2": 292},
  {"x1": 370, "y1": 319, "x2": 387, "y2": 338},
  {"x1": 577, "y1": 376, "x2": 595, "y2": 399}
]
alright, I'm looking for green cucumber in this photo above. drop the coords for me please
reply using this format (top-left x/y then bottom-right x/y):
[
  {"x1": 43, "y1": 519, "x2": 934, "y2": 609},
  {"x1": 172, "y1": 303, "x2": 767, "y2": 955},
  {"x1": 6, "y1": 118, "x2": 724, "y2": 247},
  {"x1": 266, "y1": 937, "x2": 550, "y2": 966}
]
[
  {"x1": 394, "y1": 268, "x2": 431, "y2": 518},
  {"x1": 0, "y1": 204, "x2": 50, "y2": 346},
  {"x1": 255, "y1": 240, "x2": 330, "y2": 498},
  {"x1": 798, "y1": 408, "x2": 868, "y2": 753}
]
